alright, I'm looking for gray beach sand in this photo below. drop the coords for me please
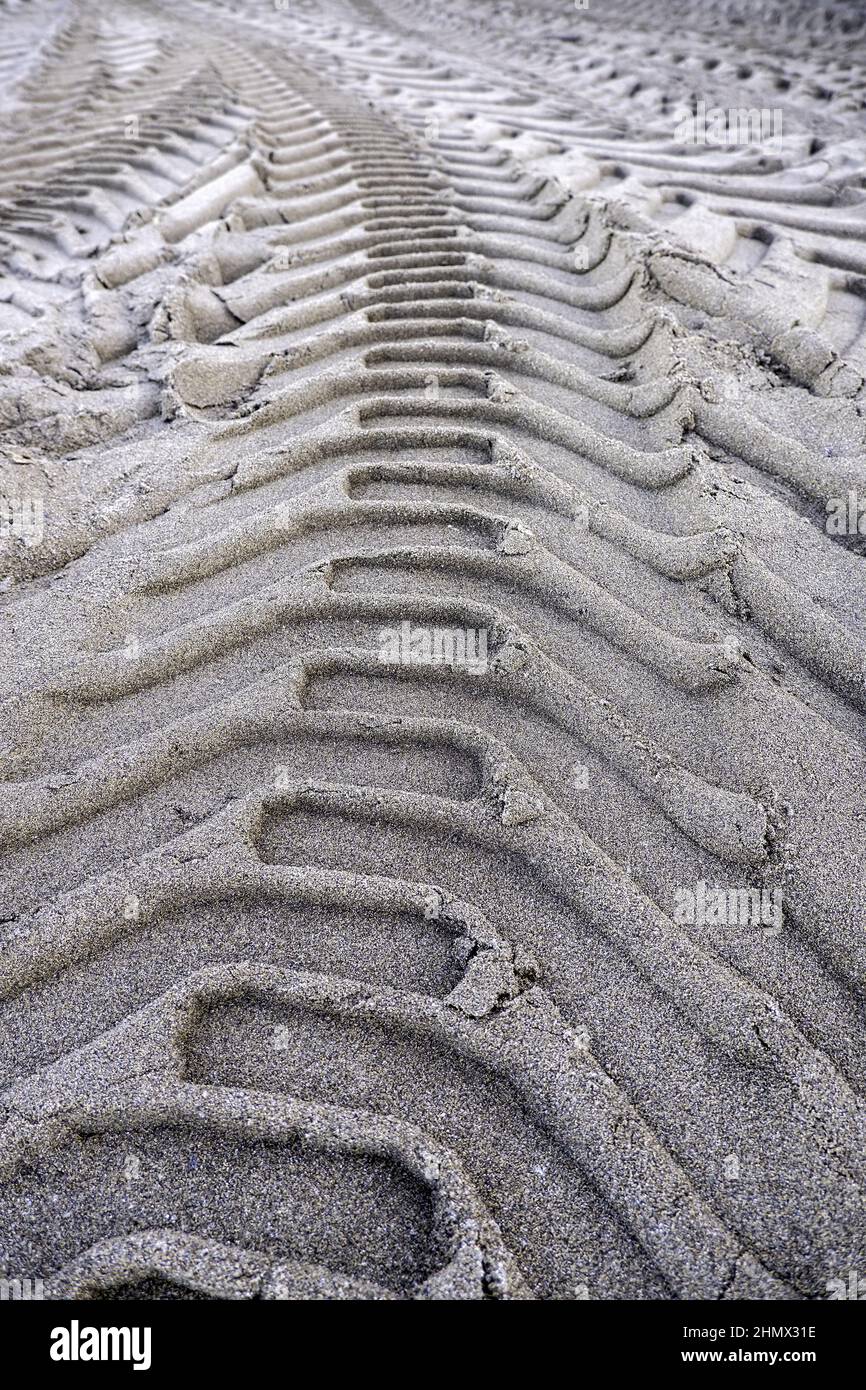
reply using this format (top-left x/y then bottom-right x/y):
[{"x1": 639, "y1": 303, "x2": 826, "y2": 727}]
[{"x1": 1, "y1": 0, "x2": 865, "y2": 1300}]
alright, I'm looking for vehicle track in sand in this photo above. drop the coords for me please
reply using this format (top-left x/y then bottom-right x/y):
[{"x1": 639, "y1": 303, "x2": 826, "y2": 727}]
[{"x1": 1, "y1": 0, "x2": 865, "y2": 1301}]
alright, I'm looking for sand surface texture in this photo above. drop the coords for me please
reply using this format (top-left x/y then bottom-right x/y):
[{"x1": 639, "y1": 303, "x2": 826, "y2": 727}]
[{"x1": 1, "y1": 0, "x2": 865, "y2": 1300}]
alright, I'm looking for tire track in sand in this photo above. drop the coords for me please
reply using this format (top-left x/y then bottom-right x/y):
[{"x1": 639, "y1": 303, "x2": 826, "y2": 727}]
[{"x1": 2, "y1": 0, "x2": 865, "y2": 1301}]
